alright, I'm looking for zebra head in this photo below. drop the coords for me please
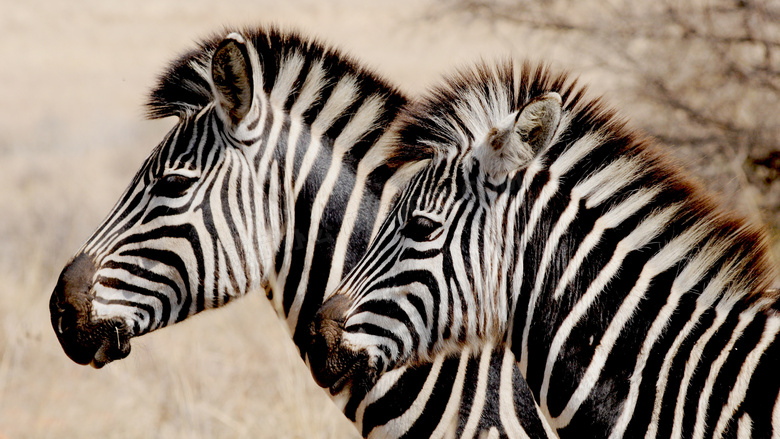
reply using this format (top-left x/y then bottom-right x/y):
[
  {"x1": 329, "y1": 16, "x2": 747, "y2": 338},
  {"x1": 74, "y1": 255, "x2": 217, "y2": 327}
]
[
  {"x1": 309, "y1": 63, "x2": 567, "y2": 392},
  {"x1": 50, "y1": 32, "x2": 274, "y2": 368}
]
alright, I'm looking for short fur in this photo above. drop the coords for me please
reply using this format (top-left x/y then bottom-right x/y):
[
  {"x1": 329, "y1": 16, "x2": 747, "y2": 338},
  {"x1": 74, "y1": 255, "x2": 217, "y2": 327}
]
[
  {"x1": 314, "y1": 60, "x2": 780, "y2": 437},
  {"x1": 398, "y1": 60, "x2": 776, "y2": 304}
]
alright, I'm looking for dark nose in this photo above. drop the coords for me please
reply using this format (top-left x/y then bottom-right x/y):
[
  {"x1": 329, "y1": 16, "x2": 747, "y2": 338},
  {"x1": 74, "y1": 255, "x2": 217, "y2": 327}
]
[
  {"x1": 309, "y1": 294, "x2": 380, "y2": 402},
  {"x1": 50, "y1": 253, "x2": 129, "y2": 366},
  {"x1": 308, "y1": 294, "x2": 354, "y2": 390}
]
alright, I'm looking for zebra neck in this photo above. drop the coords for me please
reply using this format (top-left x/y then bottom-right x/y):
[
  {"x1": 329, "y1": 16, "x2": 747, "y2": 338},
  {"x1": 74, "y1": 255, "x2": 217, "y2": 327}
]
[{"x1": 259, "y1": 112, "x2": 401, "y2": 354}]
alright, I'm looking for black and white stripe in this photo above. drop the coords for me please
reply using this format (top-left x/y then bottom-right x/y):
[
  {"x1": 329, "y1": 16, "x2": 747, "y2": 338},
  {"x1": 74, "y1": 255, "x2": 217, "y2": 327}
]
[
  {"x1": 362, "y1": 343, "x2": 555, "y2": 438},
  {"x1": 316, "y1": 61, "x2": 780, "y2": 437},
  {"x1": 50, "y1": 29, "x2": 554, "y2": 438}
]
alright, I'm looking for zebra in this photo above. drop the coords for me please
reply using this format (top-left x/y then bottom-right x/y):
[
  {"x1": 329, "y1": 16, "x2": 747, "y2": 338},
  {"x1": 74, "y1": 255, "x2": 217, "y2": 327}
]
[
  {"x1": 48, "y1": 27, "x2": 555, "y2": 438},
  {"x1": 309, "y1": 60, "x2": 780, "y2": 438}
]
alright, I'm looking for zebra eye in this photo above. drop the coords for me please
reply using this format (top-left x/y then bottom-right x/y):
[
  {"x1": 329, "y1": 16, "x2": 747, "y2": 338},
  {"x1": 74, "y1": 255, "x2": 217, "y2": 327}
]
[
  {"x1": 152, "y1": 174, "x2": 197, "y2": 198},
  {"x1": 401, "y1": 215, "x2": 442, "y2": 242}
]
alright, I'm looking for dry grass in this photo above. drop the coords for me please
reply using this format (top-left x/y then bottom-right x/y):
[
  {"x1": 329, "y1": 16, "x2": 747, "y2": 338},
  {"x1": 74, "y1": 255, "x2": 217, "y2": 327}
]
[{"x1": 2, "y1": 0, "x2": 775, "y2": 437}]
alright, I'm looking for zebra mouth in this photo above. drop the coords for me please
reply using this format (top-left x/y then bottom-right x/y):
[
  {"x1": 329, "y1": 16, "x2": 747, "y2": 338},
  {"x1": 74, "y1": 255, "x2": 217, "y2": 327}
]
[
  {"x1": 57, "y1": 320, "x2": 132, "y2": 368},
  {"x1": 308, "y1": 295, "x2": 378, "y2": 396},
  {"x1": 307, "y1": 315, "x2": 356, "y2": 394},
  {"x1": 50, "y1": 293, "x2": 132, "y2": 368},
  {"x1": 308, "y1": 344, "x2": 376, "y2": 397},
  {"x1": 50, "y1": 252, "x2": 133, "y2": 368},
  {"x1": 89, "y1": 324, "x2": 132, "y2": 369}
]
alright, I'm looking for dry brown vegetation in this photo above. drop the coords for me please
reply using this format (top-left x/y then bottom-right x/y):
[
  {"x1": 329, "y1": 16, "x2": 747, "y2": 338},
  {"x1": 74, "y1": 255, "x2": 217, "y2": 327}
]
[{"x1": 1, "y1": 0, "x2": 777, "y2": 437}]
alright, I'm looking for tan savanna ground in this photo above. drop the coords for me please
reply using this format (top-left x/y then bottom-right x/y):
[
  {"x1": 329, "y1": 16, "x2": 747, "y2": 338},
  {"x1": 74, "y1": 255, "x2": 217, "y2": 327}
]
[{"x1": 1, "y1": 1, "x2": 777, "y2": 438}]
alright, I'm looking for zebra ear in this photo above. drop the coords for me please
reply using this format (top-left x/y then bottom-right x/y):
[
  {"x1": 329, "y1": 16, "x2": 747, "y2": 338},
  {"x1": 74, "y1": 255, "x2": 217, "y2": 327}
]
[
  {"x1": 211, "y1": 33, "x2": 256, "y2": 127},
  {"x1": 477, "y1": 92, "x2": 562, "y2": 178}
]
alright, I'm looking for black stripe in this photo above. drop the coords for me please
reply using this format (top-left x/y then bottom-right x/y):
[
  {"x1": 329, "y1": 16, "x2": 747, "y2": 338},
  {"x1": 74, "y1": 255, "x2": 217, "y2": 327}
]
[{"x1": 362, "y1": 362, "x2": 434, "y2": 435}]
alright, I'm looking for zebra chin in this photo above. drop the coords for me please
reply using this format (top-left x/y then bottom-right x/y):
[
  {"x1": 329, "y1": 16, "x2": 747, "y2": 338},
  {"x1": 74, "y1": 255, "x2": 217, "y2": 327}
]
[{"x1": 307, "y1": 295, "x2": 379, "y2": 398}]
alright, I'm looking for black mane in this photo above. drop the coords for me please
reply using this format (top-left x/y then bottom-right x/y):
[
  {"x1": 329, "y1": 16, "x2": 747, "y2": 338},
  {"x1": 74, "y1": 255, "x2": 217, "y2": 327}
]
[
  {"x1": 390, "y1": 61, "x2": 607, "y2": 168},
  {"x1": 146, "y1": 26, "x2": 405, "y2": 120},
  {"x1": 396, "y1": 61, "x2": 614, "y2": 157}
]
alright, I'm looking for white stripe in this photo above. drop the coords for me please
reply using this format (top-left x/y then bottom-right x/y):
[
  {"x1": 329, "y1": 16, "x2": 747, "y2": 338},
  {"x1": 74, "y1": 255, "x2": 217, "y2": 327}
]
[
  {"x1": 552, "y1": 187, "x2": 662, "y2": 300},
  {"x1": 253, "y1": 103, "x2": 287, "y2": 248},
  {"x1": 322, "y1": 95, "x2": 389, "y2": 295},
  {"x1": 526, "y1": 191, "x2": 581, "y2": 343},
  {"x1": 518, "y1": 171, "x2": 560, "y2": 375},
  {"x1": 269, "y1": 54, "x2": 305, "y2": 107},
  {"x1": 460, "y1": 346, "x2": 495, "y2": 439},
  {"x1": 324, "y1": 158, "x2": 375, "y2": 296},
  {"x1": 276, "y1": 61, "x2": 327, "y2": 294},
  {"x1": 736, "y1": 413, "x2": 753, "y2": 439},
  {"x1": 512, "y1": 157, "x2": 550, "y2": 370},
  {"x1": 294, "y1": 75, "x2": 359, "y2": 198},
  {"x1": 670, "y1": 294, "x2": 738, "y2": 439},
  {"x1": 450, "y1": 277, "x2": 466, "y2": 347},
  {"x1": 224, "y1": 152, "x2": 251, "y2": 288},
  {"x1": 691, "y1": 309, "x2": 754, "y2": 439},
  {"x1": 485, "y1": 192, "x2": 512, "y2": 334},
  {"x1": 554, "y1": 219, "x2": 705, "y2": 429},
  {"x1": 711, "y1": 315, "x2": 780, "y2": 438},
  {"x1": 539, "y1": 200, "x2": 676, "y2": 417},
  {"x1": 356, "y1": 363, "x2": 406, "y2": 430},
  {"x1": 347, "y1": 310, "x2": 414, "y2": 360},
  {"x1": 498, "y1": 349, "x2": 534, "y2": 439},
  {"x1": 208, "y1": 154, "x2": 246, "y2": 288},
  {"x1": 464, "y1": 208, "x2": 484, "y2": 341},
  {"x1": 430, "y1": 348, "x2": 472, "y2": 439},
  {"x1": 581, "y1": 157, "x2": 644, "y2": 209},
  {"x1": 643, "y1": 257, "x2": 741, "y2": 439},
  {"x1": 286, "y1": 92, "x2": 381, "y2": 330},
  {"x1": 611, "y1": 237, "x2": 728, "y2": 438},
  {"x1": 367, "y1": 354, "x2": 446, "y2": 438},
  {"x1": 771, "y1": 390, "x2": 780, "y2": 437}
]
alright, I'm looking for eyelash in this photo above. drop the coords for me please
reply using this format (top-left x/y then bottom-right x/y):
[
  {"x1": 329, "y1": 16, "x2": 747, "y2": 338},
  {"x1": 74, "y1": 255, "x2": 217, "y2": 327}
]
[
  {"x1": 400, "y1": 215, "x2": 443, "y2": 242},
  {"x1": 151, "y1": 174, "x2": 197, "y2": 198}
]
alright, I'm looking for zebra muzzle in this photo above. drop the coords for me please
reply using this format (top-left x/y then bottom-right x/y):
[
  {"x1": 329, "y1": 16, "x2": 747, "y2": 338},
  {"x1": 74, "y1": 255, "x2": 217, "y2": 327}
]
[
  {"x1": 50, "y1": 252, "x2": 132, "y2": 367},
  {"x1": 308, "y1": 295, "x2": 376, "y2": 395},
  {"x1": 50, "y1": 292, "x2": 132, "y2": 368}
]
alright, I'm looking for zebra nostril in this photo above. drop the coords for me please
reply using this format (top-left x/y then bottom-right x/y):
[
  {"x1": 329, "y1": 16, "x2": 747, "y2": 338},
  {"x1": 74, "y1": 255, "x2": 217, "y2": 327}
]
[
  {"x1": 55, "y1": 302, "x2": 78, "y2": 335},
  {"x1": 51, "y1": 252, "x2": 98, "y2": 335},
  {"x1": 50, "y1": 252, "x2": 102, "y2": 365},
  {"x1": 308, "y1": 294, "x2": 368, "y2": 392}
]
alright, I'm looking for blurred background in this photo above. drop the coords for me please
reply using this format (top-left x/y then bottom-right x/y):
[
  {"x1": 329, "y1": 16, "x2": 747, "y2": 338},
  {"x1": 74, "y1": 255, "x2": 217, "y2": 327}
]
[{"x1": 1, "y1": 0, "x2": 778, "y2": 437}]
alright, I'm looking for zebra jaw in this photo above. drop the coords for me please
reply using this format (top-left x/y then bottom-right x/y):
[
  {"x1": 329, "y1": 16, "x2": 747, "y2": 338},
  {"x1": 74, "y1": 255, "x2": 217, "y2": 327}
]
[
  {"x1": 89, "y1": 321, "x2": 132, "y2": 369},
  {"x1": 51, "y1": 300, "x2": 132, "y2": 369}
]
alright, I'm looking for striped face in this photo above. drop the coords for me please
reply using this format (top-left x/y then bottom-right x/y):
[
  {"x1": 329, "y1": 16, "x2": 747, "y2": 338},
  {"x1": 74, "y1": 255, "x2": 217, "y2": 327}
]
[
  {"x1": 308, "y1": 78, "x2": 566, "y2": 390},
  {"x1": 311, "y1": 145, "x2": 537, "y2": 387},
  {"x1": 50, "y1": 34, "x2": 272, "y2": 367}
]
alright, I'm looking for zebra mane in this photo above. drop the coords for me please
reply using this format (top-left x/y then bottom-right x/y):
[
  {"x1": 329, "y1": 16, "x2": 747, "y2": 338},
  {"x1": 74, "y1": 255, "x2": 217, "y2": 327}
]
[
  {"x1": 400, "y1": 60, "x2": 778, "y2": 302},
  {"x1": 146, "y1": 26, "x2": 406, "y2": 121},
  {"x1": 389, "y1": 61, "x2": 588, "y2": 168},
  {"x1": 146, "y1": 25, "x2": 432, "y2": 171},
  {"x1": 396, "y1": 61, "x2": 590, "y2": 156}
]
